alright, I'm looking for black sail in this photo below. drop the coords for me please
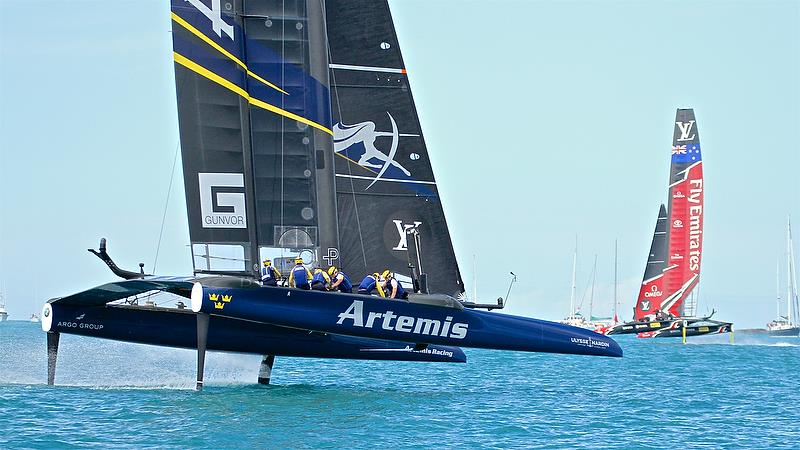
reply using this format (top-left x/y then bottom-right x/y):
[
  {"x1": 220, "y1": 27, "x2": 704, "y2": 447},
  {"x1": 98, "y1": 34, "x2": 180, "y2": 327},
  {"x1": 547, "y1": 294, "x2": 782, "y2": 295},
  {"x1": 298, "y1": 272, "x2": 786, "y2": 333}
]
[
  {"x1": 326, "y1": 0, "x2": 464, "y2": 296},
  {"x1": 171, "y1": 0, "x2": 335, "y2": 275},
  {"x1": 643, "y1": 204, "x2": 669, "y2": 281},
  {"x1": 632, "y1": 204, "x2": 669, "y2": 320}
]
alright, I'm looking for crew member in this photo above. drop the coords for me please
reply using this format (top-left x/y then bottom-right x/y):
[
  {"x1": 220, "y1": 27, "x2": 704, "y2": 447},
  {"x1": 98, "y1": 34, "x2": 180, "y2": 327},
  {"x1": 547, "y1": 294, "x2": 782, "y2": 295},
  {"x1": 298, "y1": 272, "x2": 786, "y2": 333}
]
[
  {"x1": 288, "y1": 257, "x2": 312, "y2": 290},
  {"x1": 357, "y1": 273, "x2": 385, "y2": 297},
  {"x1": 382, "y1": 270, "x2": 408, "y2": 299},
  {"x1": 311, "y1": 268, "x2": 332, "y2": 291},
  {"x1": 328, "y1": 266, "x2": 353, "y2": 293},
  {"x1": 260, "y1": 259, "x2": 281, "y2": 287}
]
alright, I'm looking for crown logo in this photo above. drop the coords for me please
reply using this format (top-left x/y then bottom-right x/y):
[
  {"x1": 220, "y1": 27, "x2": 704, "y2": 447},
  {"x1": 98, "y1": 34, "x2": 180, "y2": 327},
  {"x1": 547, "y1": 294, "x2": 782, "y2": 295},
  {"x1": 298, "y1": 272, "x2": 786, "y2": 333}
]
[
  {"x1": 222, "y1": 294, "x2": 232, "y2": 303},
  {"x1": 214, "y1": 301, "x2": 225, "y2": 310},
  {"x1": 209, "y1": 293, "x2": 219, "y2": 301}
]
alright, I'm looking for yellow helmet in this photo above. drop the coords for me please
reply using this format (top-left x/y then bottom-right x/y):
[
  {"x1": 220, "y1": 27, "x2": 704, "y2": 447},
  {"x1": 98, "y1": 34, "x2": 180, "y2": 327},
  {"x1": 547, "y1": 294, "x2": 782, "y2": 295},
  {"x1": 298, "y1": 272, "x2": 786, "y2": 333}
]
[
  {"x1": 294, "y1": 257, "x2": 304, "y2": 264},
  {"x1": 263, "y1": 259, "x2": 271, "y2": 266},
  {"x1": 373, "y1": 272, "x2": 380, "y2": 279},
  {"x1": 381, "y1": 270, "x2": 392, "y2": 280},
  {"x1": 327, "y1": 266, "x2": 337, "y2": 276}
]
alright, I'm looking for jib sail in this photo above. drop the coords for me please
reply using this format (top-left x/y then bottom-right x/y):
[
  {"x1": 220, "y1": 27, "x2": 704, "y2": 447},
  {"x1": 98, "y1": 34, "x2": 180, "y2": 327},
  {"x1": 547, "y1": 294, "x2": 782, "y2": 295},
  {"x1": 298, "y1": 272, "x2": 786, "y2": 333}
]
[
  {"x1": 326, "y1": 0, "x2": 464, "y2": 296},
  {"x1": 633, "y1": 205, "x2": 669, "y2": 320},
  {"x1": 170, "y1": 0, "x2": 336, "y2": 275}
]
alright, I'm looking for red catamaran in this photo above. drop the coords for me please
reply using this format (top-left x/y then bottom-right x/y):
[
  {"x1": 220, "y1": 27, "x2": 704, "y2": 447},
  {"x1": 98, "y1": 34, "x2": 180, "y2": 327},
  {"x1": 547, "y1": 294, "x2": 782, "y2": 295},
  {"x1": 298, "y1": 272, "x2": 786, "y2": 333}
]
[{"x1": 605, "y1": 109, "x2": 732, "y2": 337}]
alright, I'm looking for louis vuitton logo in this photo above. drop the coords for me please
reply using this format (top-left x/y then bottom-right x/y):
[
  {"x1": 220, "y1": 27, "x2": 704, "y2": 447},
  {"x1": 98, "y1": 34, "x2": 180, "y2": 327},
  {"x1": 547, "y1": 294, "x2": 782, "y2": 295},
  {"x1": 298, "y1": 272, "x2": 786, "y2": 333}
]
[
  {"x1": 675, "y1": 120, "x2": 696, "y2": 142},
  {"x1": 392, "y1": 220, "x2": 422, "y2": 250}
]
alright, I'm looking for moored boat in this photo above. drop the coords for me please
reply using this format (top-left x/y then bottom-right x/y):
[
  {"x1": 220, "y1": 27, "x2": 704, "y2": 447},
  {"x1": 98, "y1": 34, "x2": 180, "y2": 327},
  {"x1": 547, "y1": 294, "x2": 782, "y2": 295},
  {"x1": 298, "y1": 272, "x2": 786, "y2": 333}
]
[
  {"x1": 559, "y1": 241, "x2": 596, "y2": 330},
  {"x1": 0, "y1": 290, "x2": 7, "y2": 322},
  {"x1": 766, "y1": 217, "x2": 799, "y2": 337}
]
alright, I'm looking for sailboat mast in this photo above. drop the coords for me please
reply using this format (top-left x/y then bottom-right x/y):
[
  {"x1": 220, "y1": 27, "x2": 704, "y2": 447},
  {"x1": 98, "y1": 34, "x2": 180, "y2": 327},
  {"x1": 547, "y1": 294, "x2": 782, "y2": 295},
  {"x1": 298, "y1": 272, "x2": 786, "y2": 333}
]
[
  {"x1": 792, "y1": 242, "x2": 799, "y2": 326},
  {"x1": 589, "y1": 254, "x2": 597, "y2": 320},
  {"x1": 788, "y1": 217, "x2": 793, "y2": 326},
  {"x1": 472, "y1": 254, "x2": 477, "y2": 302},
  {"x1": 570, "y1": 237, "x2": 577, "y2": 316},
  {"x1": 613, "y1": 239, "x2": 618, "y2": 323},
  {"x1": 788, "y1": 217, "x2": 798, "y2": 326},
  {"x1": 776, "y1": 257, "x2": 781, "y2": 320}
]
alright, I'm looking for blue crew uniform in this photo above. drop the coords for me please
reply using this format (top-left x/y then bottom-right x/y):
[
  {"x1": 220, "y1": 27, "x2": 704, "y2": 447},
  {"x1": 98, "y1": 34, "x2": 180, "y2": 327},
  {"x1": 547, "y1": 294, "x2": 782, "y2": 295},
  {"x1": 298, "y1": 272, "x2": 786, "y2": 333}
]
[
  {"x1": 261, "y1": 265, "x2": 280, "y2": 287},
  {"x1": 331, "y1": 272, "x2": 353, "y2": 293},
  {"x1": 311, "y1": 269, "x2": 331, "y2": 291},
  {"x1": 289, "y1": 263, "x2": 312, "y2": 290},
  {"x1": 357, "y1": 274, "x2": 385, "y2": 297},
  {"x1": 385, "y1": 277, "x2": 408, "y2": 299}
]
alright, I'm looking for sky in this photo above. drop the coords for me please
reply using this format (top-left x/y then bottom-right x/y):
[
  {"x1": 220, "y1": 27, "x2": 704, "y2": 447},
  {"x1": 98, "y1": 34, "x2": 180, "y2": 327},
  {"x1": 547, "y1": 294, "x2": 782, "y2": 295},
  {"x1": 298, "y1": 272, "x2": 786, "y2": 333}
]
[{"x1": 0, "y1": 0, "x2": 798, "y2": 328}]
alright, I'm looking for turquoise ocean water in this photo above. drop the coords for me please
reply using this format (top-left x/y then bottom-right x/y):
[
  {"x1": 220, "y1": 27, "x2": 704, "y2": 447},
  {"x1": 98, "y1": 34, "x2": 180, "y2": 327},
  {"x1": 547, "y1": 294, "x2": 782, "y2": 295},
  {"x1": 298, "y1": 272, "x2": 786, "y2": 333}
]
[{"x1": 1, "y1": 320, "x2": 798, "y2": 449}]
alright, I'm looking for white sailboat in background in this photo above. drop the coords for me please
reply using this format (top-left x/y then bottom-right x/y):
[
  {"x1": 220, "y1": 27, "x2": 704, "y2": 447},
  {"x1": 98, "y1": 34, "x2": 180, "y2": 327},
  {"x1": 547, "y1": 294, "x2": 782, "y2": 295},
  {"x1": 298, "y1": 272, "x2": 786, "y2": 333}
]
[
  {"x1": 591, "y1": 241, "x2": 619, "y2": 333},
  {"x1": 560, "y1": 239, "x2": 594, "y2": 330},
  {"x1": 767, "y1": 217, "x2": 799, "y2": 337},
  {"x1": 0, "y1": 290, "x2": 8, "y2": 322}
]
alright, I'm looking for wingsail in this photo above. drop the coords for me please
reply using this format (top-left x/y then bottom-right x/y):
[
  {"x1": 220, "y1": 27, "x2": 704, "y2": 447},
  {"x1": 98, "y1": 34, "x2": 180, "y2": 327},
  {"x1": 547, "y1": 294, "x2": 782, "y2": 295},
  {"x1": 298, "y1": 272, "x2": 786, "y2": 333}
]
[
  {"x1": 171, "y1": 0, "x2": 337, "y2": 274},
  {"x1": 632, "y1": 109, "x2": 703, "y2": 319},
  {"x1": 662, "y1": 109, "x2": 704, "y2": 316}
]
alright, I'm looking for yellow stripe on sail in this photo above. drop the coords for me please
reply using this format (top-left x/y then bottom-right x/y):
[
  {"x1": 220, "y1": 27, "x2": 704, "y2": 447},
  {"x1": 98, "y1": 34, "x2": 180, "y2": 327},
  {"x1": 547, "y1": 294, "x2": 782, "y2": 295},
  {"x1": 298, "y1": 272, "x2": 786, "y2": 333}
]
[
  {"x1": 173, "y1": 52, "x2": 332, "y2": 135},
  {"x1": 171, "y1": 12, "x2": 289, "y2": 96}
]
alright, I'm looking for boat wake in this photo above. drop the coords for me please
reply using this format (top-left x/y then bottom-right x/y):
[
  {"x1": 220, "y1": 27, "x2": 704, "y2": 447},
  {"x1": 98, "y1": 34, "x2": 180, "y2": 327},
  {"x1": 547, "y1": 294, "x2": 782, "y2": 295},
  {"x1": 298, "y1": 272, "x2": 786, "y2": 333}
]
[
  {"x1": 763, "y1": 341, "x2": 799, "y2": 347},
  {"x1": 0, "y1": 326, "x2": 263, "y2": 388}
]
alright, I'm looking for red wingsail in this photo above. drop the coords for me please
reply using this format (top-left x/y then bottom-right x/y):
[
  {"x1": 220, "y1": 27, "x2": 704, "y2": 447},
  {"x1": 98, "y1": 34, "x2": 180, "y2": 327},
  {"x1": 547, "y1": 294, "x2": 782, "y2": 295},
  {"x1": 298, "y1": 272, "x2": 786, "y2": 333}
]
[{"x1": 634, "y1": 109, "x2": 703, "y2": 320}]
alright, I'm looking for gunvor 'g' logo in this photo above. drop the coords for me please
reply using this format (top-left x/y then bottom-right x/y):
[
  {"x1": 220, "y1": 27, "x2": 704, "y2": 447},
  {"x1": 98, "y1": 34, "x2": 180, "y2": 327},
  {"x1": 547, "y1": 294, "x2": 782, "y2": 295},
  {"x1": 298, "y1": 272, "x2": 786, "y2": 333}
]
[{"x1": 198, "y1": 173, "x2": 246, "y2": 229}]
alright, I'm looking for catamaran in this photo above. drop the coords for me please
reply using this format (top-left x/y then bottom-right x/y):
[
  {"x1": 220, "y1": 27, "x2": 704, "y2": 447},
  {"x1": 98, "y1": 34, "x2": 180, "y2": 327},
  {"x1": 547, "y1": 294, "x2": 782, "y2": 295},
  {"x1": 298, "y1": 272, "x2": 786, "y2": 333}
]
[
  {"x1": 41, "y1": 0, "x2": 621, "y2": 389},
  {"x1": 766, "y1": 217, "x2": 799, "y2": 337},
  {"x1": 606, "y1": 109, "x2": 732, "y2": 338}
]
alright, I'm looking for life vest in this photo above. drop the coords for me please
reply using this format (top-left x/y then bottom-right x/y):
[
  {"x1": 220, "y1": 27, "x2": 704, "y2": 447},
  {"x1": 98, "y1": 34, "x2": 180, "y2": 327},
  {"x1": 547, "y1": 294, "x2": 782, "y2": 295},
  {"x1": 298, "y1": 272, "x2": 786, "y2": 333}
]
[
  {"x1": 358, "y1": 275, "x2": 378, "y2": 293},
  {"x1": 388, "y1": 278, "x2": 406, "y2": 299},
  {"x1": 312, "y1": 270, "x2": 330, "y2": 286},
  {"x1": 261, "y1": 266, "x2": 279, "y2": 284},
  {"x1": 291, "y1": 264, "x2": 311, "y2": 288},
  {"x1": 334, "y1": 272, "x2": 353, "y2": 292}
]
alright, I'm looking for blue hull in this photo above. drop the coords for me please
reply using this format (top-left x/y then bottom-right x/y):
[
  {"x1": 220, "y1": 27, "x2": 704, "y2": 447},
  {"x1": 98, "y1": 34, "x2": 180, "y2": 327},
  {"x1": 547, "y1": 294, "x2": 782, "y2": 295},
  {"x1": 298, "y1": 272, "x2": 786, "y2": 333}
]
[
  {"x1": 43, "y1": 303, "x2": 465, "y2": 363},
  {"x1": 192, "y1": 285, "x2": 623, "y2": 357}
]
